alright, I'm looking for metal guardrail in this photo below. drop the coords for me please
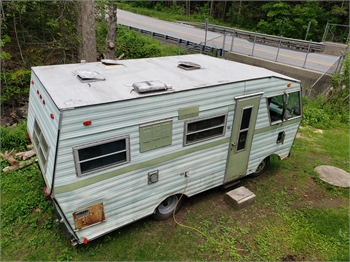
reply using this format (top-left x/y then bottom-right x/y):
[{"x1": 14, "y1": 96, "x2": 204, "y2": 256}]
[
  {"x1": 126, "y1": 26, "x2": 224, "y2": 57},
  {"x1": 176, "y1": 21, "x2": 326, "y2": 53}
]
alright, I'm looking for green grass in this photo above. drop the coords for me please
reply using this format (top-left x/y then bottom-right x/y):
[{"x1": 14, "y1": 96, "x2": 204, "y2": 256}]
[{"x1": 1, "y1": 123, "x2": 349, "y2": 260}]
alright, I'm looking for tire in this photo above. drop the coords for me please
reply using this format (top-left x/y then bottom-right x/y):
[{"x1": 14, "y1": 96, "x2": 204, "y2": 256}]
[
  {"x1": 250, "y1": 156, "x2": 270, "y2": 178},
  {"x1": 152, "y1": 195, "x2": 184, "y2": 220}
]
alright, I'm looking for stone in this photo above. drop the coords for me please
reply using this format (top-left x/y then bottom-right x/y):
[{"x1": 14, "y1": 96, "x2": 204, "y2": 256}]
[
  {"x1": 225, "y1": 186, "x2": 256, "y2": 210},
  {"x1": 315, "y1": 165, "x2": 350, "y2": 188}
]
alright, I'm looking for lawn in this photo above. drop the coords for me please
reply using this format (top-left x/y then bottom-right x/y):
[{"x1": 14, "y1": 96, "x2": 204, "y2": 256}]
[{"x1": 1, "y1": 124, "x2": 349, "y2": 261}]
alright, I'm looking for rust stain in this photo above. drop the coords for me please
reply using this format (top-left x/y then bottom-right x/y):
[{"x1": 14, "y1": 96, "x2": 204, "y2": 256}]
[{"x1": 73, "y1": 202, "x2": 105, "y2": 230}]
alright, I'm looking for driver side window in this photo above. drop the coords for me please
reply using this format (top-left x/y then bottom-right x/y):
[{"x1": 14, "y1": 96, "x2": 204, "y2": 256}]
[{"x1": 267, "y1": 91, "x2": 301, "y2": 124}]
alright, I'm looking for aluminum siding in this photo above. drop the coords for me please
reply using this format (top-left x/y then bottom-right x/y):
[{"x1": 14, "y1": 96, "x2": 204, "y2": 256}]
[{"x1": 27, "y1": 72, "x2": 60, "y2": 189}]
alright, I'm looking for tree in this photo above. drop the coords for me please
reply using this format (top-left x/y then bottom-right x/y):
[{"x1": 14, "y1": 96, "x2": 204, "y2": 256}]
[
  {"x1": 105, "y1": 2, "x2": 117, "y2": 59},
  {"x1": 77, "y1": 0, "x2": 97, "y2": 62}
]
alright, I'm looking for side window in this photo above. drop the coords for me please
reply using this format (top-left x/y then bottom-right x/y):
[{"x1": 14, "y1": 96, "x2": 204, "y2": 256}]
[
  {"x1": 73, "y1": 136, "x2": 130, "y2": 177},
  {"x1": 267, "y1": 91, "x2": 301, "y2": 124},
  {"x1": 33, "y1": 119, "x2": 50, "y2": 174},
  {"x1": 184, "y1": 114, "x2": 227, "y2": 146}
]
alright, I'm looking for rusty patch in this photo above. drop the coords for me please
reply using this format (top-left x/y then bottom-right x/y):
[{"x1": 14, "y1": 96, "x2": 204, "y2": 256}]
[{"x1": 73, "y1": 202, "x2": 105, "y2": 230}]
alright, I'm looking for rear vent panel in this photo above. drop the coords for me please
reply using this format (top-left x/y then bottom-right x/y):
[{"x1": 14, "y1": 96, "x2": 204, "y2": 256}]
[{"x1": 76, "y1": 70, "x2": 105, "y2": 83}]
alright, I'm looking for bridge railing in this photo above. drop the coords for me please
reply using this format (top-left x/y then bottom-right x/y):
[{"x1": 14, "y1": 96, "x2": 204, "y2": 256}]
[
  {"x1": 177, "y1": 21, "x2": 326, "y2": 53},
  {"x1": 125, "y1": 25, "x2": 341, "y2": 74}
]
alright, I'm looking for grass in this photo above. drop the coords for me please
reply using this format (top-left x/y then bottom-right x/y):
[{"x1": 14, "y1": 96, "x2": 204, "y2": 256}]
[{"x1": 1, "y1": 122, "x2": 349, "y2": 261}]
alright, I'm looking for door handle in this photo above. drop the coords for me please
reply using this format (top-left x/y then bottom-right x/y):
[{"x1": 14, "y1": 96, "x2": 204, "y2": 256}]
[{"x1": 231, "y1": 142, "x2": 236, "y2": 151}]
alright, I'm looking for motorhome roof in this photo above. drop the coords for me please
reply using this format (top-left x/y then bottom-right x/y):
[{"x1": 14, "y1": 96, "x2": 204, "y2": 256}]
[{"x1": 32, "y1": 54, "x2": 298, "y2": 110}]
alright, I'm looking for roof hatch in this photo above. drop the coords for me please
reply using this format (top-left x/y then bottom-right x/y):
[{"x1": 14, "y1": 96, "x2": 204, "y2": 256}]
[
  {"x1": 76, "y1": 70, "x2": 105, "y2": 83},
  {"x1": 177, "y1": 61, "x2": 201, "y2": 70},
  {"x1": 132, "y1": 80, "x2": 169, "y2": 93}
]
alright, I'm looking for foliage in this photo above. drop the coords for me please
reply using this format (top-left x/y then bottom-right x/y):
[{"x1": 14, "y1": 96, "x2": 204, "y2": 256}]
[
  {"x1": 107, "y1": 25, "x2": 186, "y2": 59},
  {"x1": 302, "y1": 48, "x2": 350, "y2": 128},
  {"x1": 0, "y1": 120, "x2": 29, "y2": 151},
  {"x1": 119, "y1": 1, "x2": 349, "y2": 43},
  {"x1": 1, "y1": 68, "x2": 31, "y2": 106}
]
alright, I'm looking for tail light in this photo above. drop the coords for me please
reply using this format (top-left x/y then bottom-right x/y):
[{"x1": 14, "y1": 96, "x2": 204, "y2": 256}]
[
  {"x1": 43, "y1": 186, "x2": 52, "y2": 200},
  {"x1": 26, "y1": 133, "x2": 31, "y2": 143}
]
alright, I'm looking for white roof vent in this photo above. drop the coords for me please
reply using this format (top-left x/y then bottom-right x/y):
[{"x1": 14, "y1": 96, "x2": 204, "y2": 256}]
[
  {"x1": 178, "y1": 61, "x2": 201, "y2": 70},
  {"x1": 132, "y1": 80, "x2": 169, "y2": 93},
  {"x1": 76, "y1": 70, "x2": 105, "y2": 83}
]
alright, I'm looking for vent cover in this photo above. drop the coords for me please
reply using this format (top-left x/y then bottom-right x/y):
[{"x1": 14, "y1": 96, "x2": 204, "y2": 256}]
[
  {"x1": 76, "y1": 70, "x2": 105, "y2": 83},
  {"x1": 132, "y1": 80, "x2": 168, "y2": 93},
  {"x1": 178, "y1": 61, "x2": 201, "y2": 70},
  {"x1": 148, "y1": 170, "x2": 159, "y2": 184}
]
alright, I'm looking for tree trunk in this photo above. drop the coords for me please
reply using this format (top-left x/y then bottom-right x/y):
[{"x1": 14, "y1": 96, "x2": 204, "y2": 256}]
[
  {"x1": 105, "y1": 3, "x2": 117, "y2": 60},
  {"x1": 210, "y1": 0, "x2": 214, "y2": 17},
  {"x1": 77, "y1": 0, "x2": 97, "y2": 62},
  {"x1": 186, "y1": 0, "x2": 190, "y2": 16}
]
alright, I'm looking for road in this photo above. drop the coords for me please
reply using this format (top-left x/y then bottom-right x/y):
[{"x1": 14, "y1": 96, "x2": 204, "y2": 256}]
[{"x1": 117, "y1": 9, "x2": 340, "y2": 73}]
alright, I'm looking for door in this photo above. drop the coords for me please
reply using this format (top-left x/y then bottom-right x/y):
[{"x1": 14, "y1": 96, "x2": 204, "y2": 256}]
[{"x1": 224, "y1": 94, "x2": 262, "y2": 182}]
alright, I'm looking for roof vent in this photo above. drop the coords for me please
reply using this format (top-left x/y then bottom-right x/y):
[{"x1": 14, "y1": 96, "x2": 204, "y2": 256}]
[
  {"x1": 76, "y1": 70, "x2": 105, "y2": 83},
  {"x1": 132, "y1": 80, "x2": 169, "y2": 93},
  {"x1": 178, "y1": 61, "x2": 201, "y2": 70}
]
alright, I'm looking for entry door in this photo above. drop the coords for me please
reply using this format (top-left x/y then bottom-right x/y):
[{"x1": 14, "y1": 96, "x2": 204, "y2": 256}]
[{"x1": 224, "y1": 94, "x2": 262, "y2": 182}]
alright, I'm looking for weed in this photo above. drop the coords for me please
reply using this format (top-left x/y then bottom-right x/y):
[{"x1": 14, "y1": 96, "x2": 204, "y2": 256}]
[{"x1": 0, "y1": 120, "x2": 29, "y2": 151}]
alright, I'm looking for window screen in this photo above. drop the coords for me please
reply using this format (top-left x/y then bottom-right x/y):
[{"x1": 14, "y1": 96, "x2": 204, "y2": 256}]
[
  {"x1": 184, "y1": 114, "x2": 227, "y2": 146},
  {"x1": 32, "y1": 119, "x2": 49, "y2": 174},
  {"x1": 73, "y1": 136, "x2": 130, "y2": 177}
]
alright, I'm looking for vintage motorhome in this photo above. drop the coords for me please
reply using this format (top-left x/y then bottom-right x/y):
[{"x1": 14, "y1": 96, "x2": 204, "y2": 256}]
[{"x1": 27, "y1": 54, "x2": 302, "y2": 245}]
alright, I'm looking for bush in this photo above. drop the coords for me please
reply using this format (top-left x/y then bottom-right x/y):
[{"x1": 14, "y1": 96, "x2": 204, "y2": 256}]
[
  {"x1": 0, "y1": 120, "x2": 29, "y2": 151},
  {"x1": 114, "y1": 26, "x2": 164, "y2": 59},
  {"x1": 1, "y1": 69, "x2": 31, "y2": 106}
]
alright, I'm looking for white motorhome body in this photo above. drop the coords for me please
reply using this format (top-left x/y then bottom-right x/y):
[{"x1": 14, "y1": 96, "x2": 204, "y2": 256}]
[{"x1": 27, "y1": 54, "x2": 302, "y2": 245}]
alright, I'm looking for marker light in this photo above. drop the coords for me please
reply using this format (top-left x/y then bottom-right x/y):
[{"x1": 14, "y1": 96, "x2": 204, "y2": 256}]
[
  {"x1": 50, "y1": 113, "x2": 54, "y2": 119},
  {"x1": 43, "y1": 100, "x2": 46, "y2": 105},
  {"x1": 83, "y1": 120, "x2": 92, "y2": 126},
  {"x1": 83, "y1": 238, "x2": 88, "y2": 244},
  {"x1": 287, "y1": 83, "x2": 292, "y2": 87},
  {"x1": 40, "y1": 94, "x2": 42, "y2": 99},
  {"x1": 37, "y1": 90, "x2": 40, "y2": 94},
  {"x1": 25, "y1": 133, "x2": 31, "y2": 143},
  {"x1": 32, "y1": 80, "x2": 34, "y2": 85},
  {"x1": 43, "y1": 186, "x2": 52, "y2": 200}
]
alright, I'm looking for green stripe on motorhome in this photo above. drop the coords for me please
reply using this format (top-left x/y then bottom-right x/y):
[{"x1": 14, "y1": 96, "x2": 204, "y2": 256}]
[
  {"x1": 54, "y1": 137, "x2": 230, "y2": 194},
  {"x1": 254, "y1": 117, "x2": 301, "y2": 134}
]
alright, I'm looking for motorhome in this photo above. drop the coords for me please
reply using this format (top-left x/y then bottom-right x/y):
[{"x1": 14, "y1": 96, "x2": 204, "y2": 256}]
[{"x1": 27, "y1": 54, "x2": 302, "y2": 245}]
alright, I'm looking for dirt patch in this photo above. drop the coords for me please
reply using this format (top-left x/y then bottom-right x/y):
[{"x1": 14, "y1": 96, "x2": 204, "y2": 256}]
[{"x1": 1, "y1": 103, "x2": 28, "y2": 126}]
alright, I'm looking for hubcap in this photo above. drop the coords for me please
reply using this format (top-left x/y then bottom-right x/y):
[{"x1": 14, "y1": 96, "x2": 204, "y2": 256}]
[{"x1": 158, "y1": 195, "x2": 178, "y2": 215}]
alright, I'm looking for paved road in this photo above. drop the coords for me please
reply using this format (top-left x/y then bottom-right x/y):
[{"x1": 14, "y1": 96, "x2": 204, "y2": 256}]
[{"x1": 117, "y1": 9, "x2": 340, "y2": 73}]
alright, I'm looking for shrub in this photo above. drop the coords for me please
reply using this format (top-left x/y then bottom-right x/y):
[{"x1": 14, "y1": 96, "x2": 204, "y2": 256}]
[{"x1": 0, "y1": 120, "x2": 29, "y2": 152}]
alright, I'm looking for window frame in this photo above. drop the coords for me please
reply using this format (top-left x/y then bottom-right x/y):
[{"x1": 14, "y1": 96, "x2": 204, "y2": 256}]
[
  {"x1": 32, "y1": 118, "x2": 50, "y2": 174},
  {"x1": 73, "y1": 135, "x2": 130, "y2": 177},
  {"x1": 266, "y1": 91, "x2": 302, "y2": 125},
  {"x1": 183, "y1": 113, "x2": 227, "y2": 146},
  {"x1": 235, "y1": 106, "x2": 253, "y2": 153}
]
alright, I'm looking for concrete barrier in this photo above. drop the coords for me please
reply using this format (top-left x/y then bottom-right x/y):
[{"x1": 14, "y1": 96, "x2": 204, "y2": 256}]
[
  {"x1": 322, "y1": 42, "x2": 348, "y2": 56},
  {"x1": 224, "y1": 52, "x2": 332, "y2": 98}
]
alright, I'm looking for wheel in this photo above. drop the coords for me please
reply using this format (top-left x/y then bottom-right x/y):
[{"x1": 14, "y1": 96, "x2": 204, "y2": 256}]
[
  {"x1": 152, "y1": 195, "x2": 184, "y2": 220},
  {"x1": 250, "y1": 156, "x2": 270, "y2": 178}
]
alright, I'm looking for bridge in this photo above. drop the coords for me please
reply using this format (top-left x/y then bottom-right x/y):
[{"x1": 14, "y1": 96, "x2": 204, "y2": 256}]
[{"x1": 117, "y1": 9, "x2": 348, "y2": 97}]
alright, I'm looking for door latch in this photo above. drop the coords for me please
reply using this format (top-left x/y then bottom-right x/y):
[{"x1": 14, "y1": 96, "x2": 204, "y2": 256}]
[{"x1": 231, "y1": 142, "x2": 236, "y2": 151}]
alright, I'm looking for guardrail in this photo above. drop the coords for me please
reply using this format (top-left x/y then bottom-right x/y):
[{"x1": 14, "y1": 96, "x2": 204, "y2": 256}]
[
  {"x1": 176, "y1": 21, "x2": 326, "y2": 53},
  {"x1": 125, "y1": 25, "x2": 342, "y2": 75},
  {"x1": 126, "y1": 26, "x2": 224, "y2": 57}
]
